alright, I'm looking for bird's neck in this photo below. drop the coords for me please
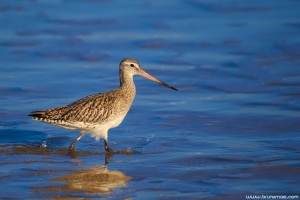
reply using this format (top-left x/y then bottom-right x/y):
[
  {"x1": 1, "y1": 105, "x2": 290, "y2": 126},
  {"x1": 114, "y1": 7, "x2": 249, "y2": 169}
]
[{"x1": 119, "y1": 69, "x2": 136, "y2": 95}]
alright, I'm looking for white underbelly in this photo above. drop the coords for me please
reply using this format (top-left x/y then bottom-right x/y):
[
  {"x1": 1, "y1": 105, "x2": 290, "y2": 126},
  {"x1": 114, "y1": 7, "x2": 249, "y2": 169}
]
[
  {"x1": 89, "y1": 115, "x2": 125, "y2": 140},
  {"x1": 35, "y1": 113, "x2": 126, "y2": 141}
]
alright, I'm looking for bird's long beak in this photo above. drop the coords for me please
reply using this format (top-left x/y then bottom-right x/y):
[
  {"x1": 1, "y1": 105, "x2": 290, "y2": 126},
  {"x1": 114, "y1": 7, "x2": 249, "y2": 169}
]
[{"x1": 139, "y1": 69, "x2": 178, "y2": 91}]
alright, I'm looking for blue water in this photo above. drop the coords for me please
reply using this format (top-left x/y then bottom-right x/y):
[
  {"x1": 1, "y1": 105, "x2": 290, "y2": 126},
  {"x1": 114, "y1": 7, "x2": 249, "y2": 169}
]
[{"x1": 0, "y1": 0, "x2": 300, "y2": 199}]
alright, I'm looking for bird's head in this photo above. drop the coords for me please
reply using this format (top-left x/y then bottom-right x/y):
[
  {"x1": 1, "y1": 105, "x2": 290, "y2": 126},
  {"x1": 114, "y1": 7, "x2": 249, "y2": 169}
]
[{"x1": 119, "y1": 58, "x2": 178, "y2": 91}]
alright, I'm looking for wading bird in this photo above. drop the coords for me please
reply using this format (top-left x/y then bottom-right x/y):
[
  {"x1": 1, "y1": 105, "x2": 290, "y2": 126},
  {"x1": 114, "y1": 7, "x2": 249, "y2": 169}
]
[{"x1": 29, "y1": 58, "x2": 177, "y2": 152}]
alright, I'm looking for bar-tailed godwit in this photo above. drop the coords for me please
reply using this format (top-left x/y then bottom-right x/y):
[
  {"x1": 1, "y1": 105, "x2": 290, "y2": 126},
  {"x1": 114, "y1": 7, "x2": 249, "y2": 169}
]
[{"x1": 29, "y1": 58, "x2": 177, "y2": 152}]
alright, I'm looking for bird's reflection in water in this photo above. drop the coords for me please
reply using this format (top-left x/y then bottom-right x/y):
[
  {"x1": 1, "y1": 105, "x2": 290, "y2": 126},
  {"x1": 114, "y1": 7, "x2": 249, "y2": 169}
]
[{"x1": 47, "y1": 154, "x2": 131, "y2": 195}]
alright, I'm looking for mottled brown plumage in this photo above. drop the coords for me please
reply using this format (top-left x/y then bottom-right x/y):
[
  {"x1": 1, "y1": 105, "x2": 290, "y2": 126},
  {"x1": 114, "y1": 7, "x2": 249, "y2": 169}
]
[{"x1": 29, "y1": 58, "x2": 177, "y2": 152}]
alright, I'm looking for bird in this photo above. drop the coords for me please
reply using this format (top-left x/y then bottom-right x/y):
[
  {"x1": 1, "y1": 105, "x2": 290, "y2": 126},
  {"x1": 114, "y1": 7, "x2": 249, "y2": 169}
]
[{"x1": 28, "y1": 58, "x2": 177, "y2": 152}]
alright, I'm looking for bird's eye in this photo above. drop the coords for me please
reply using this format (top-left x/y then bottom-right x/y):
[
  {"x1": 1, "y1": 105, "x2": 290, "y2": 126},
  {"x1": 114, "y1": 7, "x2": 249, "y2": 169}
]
[{"x1": 130, "y1": 64, "x2": 135, "y2": 67}]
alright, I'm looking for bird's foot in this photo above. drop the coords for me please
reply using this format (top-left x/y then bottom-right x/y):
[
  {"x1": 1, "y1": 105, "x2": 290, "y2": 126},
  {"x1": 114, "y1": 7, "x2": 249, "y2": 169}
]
[
  {"x1": 68, "y1": 144, "x2": 75, "y2": 151},
  {"x1": 105, "y1": 145, "x2": 115, "y2": 153}
]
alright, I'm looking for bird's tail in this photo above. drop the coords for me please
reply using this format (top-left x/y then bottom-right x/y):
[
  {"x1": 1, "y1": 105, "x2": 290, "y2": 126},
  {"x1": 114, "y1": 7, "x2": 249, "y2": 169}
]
[{"x1": 28, "y1": 110, "x2": 46, "y2": 118}]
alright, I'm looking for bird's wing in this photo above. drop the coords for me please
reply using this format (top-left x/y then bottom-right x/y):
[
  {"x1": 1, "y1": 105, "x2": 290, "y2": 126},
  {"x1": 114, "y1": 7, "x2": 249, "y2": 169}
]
[{"x1": 29, "y1": 92, "x2": 119, "y2": 123}]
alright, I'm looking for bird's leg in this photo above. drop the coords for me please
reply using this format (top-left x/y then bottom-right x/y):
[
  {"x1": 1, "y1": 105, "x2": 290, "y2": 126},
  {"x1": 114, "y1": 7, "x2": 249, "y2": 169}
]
[
  {"x1": 104, "y1": 138, "x2": 114, "y2": 152},
  {"x1": 69, "y1": 131, "x2": 86, "y2": 151}
]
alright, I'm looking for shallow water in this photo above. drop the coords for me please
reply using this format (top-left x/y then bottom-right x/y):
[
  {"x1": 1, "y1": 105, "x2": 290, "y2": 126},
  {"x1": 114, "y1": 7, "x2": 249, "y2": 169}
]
[{"x1": 1, "y1": 0, "x2": 300, "y2": 199}]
